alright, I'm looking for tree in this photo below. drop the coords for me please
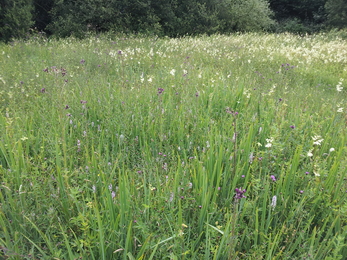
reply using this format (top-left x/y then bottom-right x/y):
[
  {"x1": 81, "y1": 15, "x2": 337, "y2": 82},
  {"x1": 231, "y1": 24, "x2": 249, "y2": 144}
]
[
  {"x1": 47, "y1": 0, "x2": 274, "y2": 37},
  {"x1": 325, "y1": 0, "x2": 347, "y2": 29},
  {"x1": 268, "y1": 0, "x2": 327, "y2": 33},
  {"x1": 0, "y1": 0, "x2": 34, "y2": 42},
  {"x1": 33, "y1": 0, "x2": 55, "y2": 33},
  {"x1": 218, "y1": 0, "x2": 274, "y2": 32}
]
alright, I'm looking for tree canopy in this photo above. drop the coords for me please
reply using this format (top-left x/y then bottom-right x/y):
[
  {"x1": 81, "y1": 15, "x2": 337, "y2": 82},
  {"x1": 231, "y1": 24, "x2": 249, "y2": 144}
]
[{"x1": 0, "y1": 0, "x2": 346, "y2": 41}]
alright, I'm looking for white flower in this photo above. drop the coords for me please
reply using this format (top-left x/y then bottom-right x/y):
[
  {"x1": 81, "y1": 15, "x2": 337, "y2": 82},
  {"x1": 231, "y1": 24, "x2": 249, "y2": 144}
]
[
  {"x1": 266, "y1": 137, "x2": 274, "y2": 143},
  {"x1": 337, "y1": 107, "x2": 343, "y2": 113},
  {"x1": 336, "y1": 79, "x2": 344, "y2": 92},
  {"x1": 329, "y1": 148, "x2": 335, "y2": 152},
  {"x1": 307, "y1": 150, "x2": 313, "y2": 157},
  {"x1": 265, "y1": 137, "x2": 273, "y2": 147},
  {"x1": 271, "y1": 195, "x2": 277, "y2": 209},
  {"x1": 170, "y1": 69, "x2": 176, "y2": 76},
  {"x1": 312, "y1": 135, "x2": 323, "y2": 145},
  {"x1": 314, "y1": 171, "x2": 320, "y2": 177},
  {"x1": 148, "y1": 77, "x2": 152, "y2": 83},
  {"x1": 337, "y1": 85, "x2": 343, "y2": 92}
]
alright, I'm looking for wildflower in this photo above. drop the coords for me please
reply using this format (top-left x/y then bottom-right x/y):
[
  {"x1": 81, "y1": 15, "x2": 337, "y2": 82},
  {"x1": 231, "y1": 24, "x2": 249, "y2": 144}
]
[
  {"x1": 299, "y1": 190, "x2": 304, "y2": 194},
  {"x1": 329, "y1": 148, "x2": 335, "y2": 152},
  {"x1": 337, "y1": 107, "x2": 343, "y2": 113},
  {"x1": 307, "y1": 149, "x2": 313, "y2": 157},
  {"x1": 249, "y1": 152, "x2": 254, "y2": 163},
  {"x1": 265, "y1": 137, "x2": 273, "y2": 148},
  {"x1": 157, "y1": 88, "x2": 164, "y2": 94},
  {"x1": 169, "y1": 192, "x2": 174, "y2": 202},
  {"x1": 92, "y1": 185, "x2": 96, "y2": 193},
  {"x1": 290, "y1": 125, "x2": 295, "y2": 129},
  {"x1": 336, "y1": 80, "x2": 343, "y2": 92},
  {"x1": 313, "y1": 171, "x2": 320, "y2": 176},
  {"x1": 271, "y1": 195, "x2": 277, "y2": 209},
  {"x1": 234, "y1": 188, "x2": 246, "y2": 200},
  {"x1": 111, "y1": 191, "x2": 116, "y2": 199},
  {"x1": 40, "y1": 88, "x2": 45, "y2": 93},
  {"x1": 312, "y1": 135, "x2": 323, "y2": 145},
  {"x1": 80, "y1": 100, "x2": 87, "y2": 104},
  {"x1": 270, "y1": 175, "x2": 276, "y2": 182},
  {"x1": 232, "y1": 133, "x2": 237, "y2": 142},
  {"x1": 80, "y1": 59, "x2": 86, "y2": 64},
  {"x1": 170, "y1": 69, "x2": 176, "y2": 76},
  {"x1": 305, "y1": 171, "x2": 310, "y2": 175},
  {"x1": 77, "y1": 140, "x2": 81, "y2": 152}
]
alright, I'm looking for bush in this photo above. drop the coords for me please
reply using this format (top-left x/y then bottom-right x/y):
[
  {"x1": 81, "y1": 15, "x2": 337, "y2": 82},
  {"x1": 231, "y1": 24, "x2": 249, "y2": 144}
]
[
  {"x1": 325, "y1": 0, "x2": 347, "y2": 29},
  {"x1": 0, "y1": 0, "x2": 34, "y2": 42},
  {"x1": 47, "y1": 0, "x2": 274, "y2": 38}
]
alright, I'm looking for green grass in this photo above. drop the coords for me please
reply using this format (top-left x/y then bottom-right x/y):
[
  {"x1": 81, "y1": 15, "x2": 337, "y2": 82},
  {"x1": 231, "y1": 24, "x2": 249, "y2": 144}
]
[{"x1": 0, "y1": 32, "x2": 347, "y2": 259}]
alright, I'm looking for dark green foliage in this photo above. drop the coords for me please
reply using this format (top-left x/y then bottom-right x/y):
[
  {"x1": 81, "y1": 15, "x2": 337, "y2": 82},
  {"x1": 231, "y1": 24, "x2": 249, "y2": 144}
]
[
  {"x1": 325, "y1": 0, "x2": 347, "y2": 29},
  {"x1": 0, "y1": 0, "x2": 34, "y2": 42},
  {"x1": 33, "y1": 0, "x2": 55, "y2": 33},
  {"x1": 47, "y1": 0, "x2": 162, "y2": 37},
  {"x1": 47, "y1": 0, "x2": 274, "y2": 37},
  {"x1": 269, "y1": 0, "x2": 327, "y2": 33},
  {"x1": 2, "y1": 0, "x2": 347, "y2": 40}
]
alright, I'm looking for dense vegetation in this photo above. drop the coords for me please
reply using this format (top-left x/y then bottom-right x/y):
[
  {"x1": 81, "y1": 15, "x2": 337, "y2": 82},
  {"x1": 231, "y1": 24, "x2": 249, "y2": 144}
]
[
  {"x1": 1, "y1": 0, "x2": 347, "y2": 41},
  {"x1": 0, "y1": 32, "x2": 347, "y2": 259}
]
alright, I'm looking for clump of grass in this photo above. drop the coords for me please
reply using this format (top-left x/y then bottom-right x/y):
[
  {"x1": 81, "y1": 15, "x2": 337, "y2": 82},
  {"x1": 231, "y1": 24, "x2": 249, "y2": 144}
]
[{"x1": 0, "y1": 32, "x2": 347, "y2": 259}]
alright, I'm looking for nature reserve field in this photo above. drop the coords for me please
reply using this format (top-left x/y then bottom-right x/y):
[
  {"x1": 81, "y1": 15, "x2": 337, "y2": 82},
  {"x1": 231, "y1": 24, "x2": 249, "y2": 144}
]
[{"x1": 0, "y1": 32, "x2": 347, "y2": 259}]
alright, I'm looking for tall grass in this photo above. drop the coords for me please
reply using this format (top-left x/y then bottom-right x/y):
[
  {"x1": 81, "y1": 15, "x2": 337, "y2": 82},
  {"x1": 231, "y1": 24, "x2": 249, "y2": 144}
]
[{"x1": 0, "y1": 32, "x2": 347, "y2": 259}]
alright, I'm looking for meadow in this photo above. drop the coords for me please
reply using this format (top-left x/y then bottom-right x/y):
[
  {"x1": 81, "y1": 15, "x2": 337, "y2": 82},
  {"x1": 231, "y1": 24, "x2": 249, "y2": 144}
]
[{"x1": 0, "y1": 32, "x2": 347, "y2": 259}]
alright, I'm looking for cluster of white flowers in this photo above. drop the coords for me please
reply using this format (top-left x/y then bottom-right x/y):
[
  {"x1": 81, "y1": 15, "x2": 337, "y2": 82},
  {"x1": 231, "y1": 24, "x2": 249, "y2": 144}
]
[
  {"x1": 337, "y1": 107, "x2": 344, "y2": 113},
  {"x1": 307, "y1": 149, "x2": 313, "y2": 157},
  {"x1": 336, "y1": 78, "x2": 344, "y2": 92},
  {"x1": 265, "y1": 137, "x2": 274, "y2": 148},
  {"x1": 271, "y1": 195, "x2": 277, "y2": 209},
  {"x1": 312, "y1": 135, "x2": 324, "y2": 145}
]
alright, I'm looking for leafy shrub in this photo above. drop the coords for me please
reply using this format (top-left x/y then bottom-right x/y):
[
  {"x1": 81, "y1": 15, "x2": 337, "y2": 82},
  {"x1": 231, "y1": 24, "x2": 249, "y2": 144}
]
[
  {"x1": 0, "y1": 0, "x2": 34, "y2": 42},
  {"x1": 325, "y1": 0, "x2": 347, "y2": 29}
]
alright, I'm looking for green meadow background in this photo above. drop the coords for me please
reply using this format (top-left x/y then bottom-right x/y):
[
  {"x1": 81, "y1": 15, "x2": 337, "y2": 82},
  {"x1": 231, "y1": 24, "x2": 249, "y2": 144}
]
[{"x1": 0, "y1": 32, "x2": 347, "y2": 259}]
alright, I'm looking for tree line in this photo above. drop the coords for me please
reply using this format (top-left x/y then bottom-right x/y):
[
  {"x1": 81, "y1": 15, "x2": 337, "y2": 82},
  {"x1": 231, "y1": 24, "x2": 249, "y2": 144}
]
[{"x1": 0, "y1": 0, "x2": 346, "y2": 42}]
